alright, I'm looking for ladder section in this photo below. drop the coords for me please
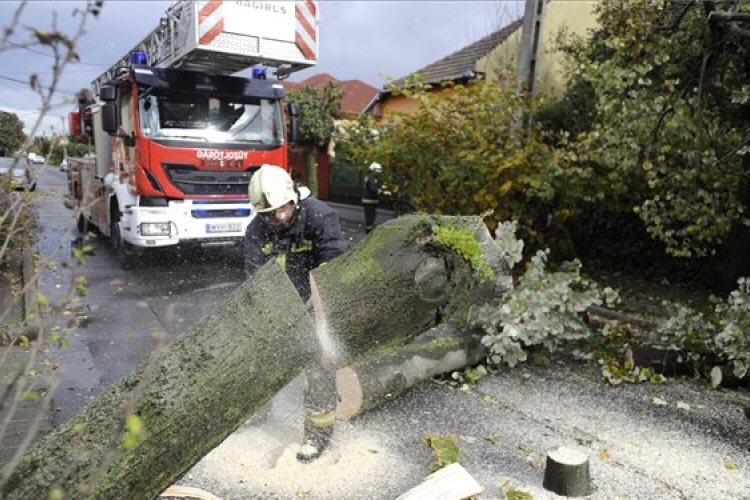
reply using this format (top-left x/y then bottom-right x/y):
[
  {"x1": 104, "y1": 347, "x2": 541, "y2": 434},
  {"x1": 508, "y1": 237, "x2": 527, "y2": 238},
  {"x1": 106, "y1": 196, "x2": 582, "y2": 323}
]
[{"x1": 92, "y1": 0, "x2": 319, "y2": 96}]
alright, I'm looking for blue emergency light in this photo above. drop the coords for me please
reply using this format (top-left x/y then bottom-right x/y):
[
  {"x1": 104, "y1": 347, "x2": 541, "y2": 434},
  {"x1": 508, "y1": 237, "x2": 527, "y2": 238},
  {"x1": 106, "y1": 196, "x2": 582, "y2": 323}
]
[
  {"x1": 131, "y1": 51, "x2": 148, "y2": 65},
  {"x1": 252, "y1": 67, "x2": 267, "y2": 80}
]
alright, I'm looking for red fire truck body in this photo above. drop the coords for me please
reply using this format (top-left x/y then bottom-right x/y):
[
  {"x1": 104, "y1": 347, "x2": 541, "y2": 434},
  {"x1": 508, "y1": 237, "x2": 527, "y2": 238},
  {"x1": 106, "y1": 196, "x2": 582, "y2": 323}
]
[{"x1": 65, "y1": 0, "x2": 318, "y2": 266}]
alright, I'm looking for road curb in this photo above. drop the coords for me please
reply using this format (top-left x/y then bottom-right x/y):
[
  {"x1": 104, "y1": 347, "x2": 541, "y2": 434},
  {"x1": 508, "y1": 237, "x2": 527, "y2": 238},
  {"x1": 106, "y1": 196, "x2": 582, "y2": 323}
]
[{"x1": 21, "y1": 247, "x2": 41, "y2": 341}]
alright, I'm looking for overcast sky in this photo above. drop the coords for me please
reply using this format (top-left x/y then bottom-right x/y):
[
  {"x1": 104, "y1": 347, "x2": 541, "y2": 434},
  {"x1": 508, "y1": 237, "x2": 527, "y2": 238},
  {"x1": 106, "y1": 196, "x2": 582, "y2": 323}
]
[{"x1": 0, "y1": 1, "x2": 522, "y2": 135}]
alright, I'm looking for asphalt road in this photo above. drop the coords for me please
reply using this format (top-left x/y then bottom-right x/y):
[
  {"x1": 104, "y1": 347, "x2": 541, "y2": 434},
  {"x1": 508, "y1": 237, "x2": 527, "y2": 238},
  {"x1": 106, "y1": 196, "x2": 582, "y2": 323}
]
[{"x1": 32, "y1": 167, "x2": 750, "y2": 500}]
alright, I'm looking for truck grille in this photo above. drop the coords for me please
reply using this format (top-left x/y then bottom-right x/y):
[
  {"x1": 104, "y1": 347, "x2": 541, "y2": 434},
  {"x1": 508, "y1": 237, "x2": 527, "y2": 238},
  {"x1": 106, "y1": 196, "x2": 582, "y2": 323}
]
[{"x1": 163, "y1": 163, "x2": 251, "y2": 195}]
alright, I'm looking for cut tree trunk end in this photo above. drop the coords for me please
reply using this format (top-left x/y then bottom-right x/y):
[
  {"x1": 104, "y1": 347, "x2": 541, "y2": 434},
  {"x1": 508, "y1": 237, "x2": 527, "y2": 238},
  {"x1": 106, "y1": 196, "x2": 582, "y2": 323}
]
[
  {"x1": 543, "y1": 446, "x2": 591, "y2": 497},
  {"x1": 335, "y1": 321, "x2": 487, "y2": 420},
  {"x1": 710, "y1": 364, "x2": 748, "y2": 389}
]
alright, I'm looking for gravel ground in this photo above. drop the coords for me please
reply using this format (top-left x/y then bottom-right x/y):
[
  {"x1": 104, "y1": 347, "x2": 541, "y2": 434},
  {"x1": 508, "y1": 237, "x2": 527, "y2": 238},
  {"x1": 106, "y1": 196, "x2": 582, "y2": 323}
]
[{"x1": 176, "y1": 358, "x2": 750, "y2": 499}]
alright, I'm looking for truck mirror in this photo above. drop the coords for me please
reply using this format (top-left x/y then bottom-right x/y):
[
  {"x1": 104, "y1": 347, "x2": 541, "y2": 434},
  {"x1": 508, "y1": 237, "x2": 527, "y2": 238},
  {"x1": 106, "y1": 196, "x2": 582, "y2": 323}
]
[
  {"x1": 100, "y1": 85, "x2": 117, "y2": 102},
  {"x1": 287, "y1": 101, "x2": 300, "y2": 145},
  {"x1": 102, "y1": 103, "x2": 119, "y2": 133}
]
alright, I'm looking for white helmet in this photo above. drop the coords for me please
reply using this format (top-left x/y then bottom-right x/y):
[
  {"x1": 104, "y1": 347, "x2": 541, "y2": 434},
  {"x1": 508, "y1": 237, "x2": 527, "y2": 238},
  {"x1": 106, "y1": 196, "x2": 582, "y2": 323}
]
[
  {"x1": 248, "y1": 164, "x2": 298, "y2": 213},
  {"x1": 369, "y1": 162, "x2": 382, "y2": 173}
]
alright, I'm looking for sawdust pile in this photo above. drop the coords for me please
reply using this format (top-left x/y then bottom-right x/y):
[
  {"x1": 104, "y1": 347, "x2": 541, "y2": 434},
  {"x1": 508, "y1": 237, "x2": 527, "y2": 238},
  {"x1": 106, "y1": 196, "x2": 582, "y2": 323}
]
[{"x1": 187, "y1": 424, "x2": 420, "y2": 499}]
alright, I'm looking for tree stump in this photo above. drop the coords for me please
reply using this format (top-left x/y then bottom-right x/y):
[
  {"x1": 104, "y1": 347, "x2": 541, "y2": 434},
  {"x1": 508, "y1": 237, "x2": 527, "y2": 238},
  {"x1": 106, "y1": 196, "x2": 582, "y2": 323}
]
[
  {"x1": 542, "y1": 446, "x2": 591, "y2": 497},
  {"x1": 1, "y1": 214, "x2": 511, "y2": 500}
]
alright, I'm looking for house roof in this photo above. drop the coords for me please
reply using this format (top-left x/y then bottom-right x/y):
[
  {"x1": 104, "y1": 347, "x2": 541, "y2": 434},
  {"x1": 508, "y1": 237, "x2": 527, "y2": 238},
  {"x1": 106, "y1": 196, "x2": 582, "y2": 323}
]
[
  {"x1": 283, "y1": 73, "x2": 379, "y2": 116},
  {"x1": 393, "y1": 19, "x2": 523, "y2": 86}
]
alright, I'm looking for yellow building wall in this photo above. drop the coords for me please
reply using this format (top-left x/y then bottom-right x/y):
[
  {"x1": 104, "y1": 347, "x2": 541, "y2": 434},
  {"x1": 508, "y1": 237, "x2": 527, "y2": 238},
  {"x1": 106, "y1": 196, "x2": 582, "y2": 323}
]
[
  {"x1": 535, "y1": 0, "x2": 598, "y2": 95},
  {"x1": 375, "y1": 86, "x2": 462, "y2": 120},
  {"x1": 480, "y1": 0, "x2": 598, "y2": 96}
]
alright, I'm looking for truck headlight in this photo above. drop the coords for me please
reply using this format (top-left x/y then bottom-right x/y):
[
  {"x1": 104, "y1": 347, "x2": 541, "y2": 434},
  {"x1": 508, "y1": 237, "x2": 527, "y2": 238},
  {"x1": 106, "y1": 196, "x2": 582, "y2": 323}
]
[{"x1": 140, "y1": 222, "x2": 171, "y2": 236}]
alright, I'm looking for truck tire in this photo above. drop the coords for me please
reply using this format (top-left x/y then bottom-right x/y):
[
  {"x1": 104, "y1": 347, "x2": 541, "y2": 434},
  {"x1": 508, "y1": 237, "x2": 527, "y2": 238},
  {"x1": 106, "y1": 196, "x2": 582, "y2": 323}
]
[
  {"x1": 77, "y1": 213, "x2": 89, "y2": 235},
  {"x1": 110, "y1": 211, "x2": 138, "y2": 269}
]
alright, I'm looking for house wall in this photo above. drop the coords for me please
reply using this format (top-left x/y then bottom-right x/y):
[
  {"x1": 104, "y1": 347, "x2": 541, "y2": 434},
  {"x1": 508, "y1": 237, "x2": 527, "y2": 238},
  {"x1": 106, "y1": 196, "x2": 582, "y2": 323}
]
[
  {"x1": 375, "y1": 0, "x2": 598, "y2": 120},
  {"x1": 534, "y1": 0, "x2": 598, "y2": 95},
  {"x1": 373, "y1": 85, "x2": 469, "y2": 120},
  {"x1": 479, "y1": 0, "x2": 598, "y2": 95}
]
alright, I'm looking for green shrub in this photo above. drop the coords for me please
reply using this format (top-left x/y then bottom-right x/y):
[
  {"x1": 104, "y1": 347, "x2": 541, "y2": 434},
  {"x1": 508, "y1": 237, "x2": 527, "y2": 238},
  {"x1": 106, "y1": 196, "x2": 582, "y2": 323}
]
[{"x1": 0, "y1": 187, "x2": 40, "y2": 270}]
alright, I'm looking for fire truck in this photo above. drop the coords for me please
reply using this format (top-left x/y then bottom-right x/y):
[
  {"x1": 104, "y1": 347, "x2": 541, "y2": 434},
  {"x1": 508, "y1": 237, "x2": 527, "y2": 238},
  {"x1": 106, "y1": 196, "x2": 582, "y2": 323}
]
[{"x1": 65, "y1": 0, "x2": 318, "y2": 267}]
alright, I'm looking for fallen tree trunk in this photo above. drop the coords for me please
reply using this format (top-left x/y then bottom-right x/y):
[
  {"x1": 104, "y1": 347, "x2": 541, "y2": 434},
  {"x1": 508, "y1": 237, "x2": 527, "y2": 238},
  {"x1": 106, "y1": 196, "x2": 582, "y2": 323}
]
[
  {"x1": 335, "y1": 322, "x2": 487, "y2": 420},
  {"x1": 1, "y1": 262, "x2": 316, "y2": 500},
  {"x1": 312, "y1": 214, "x2": 511, "y2": 364},
  {"x1": 1, "y1": 214, "x2": 509, "y2": 499}
]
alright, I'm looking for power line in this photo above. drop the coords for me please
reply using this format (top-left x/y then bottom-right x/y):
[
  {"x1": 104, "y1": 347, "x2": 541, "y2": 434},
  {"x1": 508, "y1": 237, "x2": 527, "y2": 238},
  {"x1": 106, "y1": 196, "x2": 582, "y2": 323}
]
[
  {"x1": 4, "y1": 40, "x2": 108, "y2": 67},
  {"x1": 3, "y1": 68, "x2": 97, "y2": 76},
  {"x1": 0, "y1": 74, "x2": 79, "y2": 96}
]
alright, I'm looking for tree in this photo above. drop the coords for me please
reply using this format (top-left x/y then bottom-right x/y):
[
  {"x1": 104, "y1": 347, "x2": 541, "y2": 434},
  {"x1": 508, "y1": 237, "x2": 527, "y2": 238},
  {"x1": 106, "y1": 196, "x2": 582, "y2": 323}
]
[
  {"x1": 552, "y1": 0, "x2": 750, "y2": 269},
  {"x1": 287, "y1": 81, "x2": 343, "y2": 197},
  {"x1": 1, "y1": 214, "x2": 510, "y2": 499},
  {"x1": 0, "y1": 111, "x2": 25, "y2": 157}
]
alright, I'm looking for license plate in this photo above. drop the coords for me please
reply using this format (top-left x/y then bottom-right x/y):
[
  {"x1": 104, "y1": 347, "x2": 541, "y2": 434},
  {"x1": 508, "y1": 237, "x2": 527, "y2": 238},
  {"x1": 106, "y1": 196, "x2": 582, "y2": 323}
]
[{"x1": 206, "y1": 222, "x2": 242, "y2": 233}]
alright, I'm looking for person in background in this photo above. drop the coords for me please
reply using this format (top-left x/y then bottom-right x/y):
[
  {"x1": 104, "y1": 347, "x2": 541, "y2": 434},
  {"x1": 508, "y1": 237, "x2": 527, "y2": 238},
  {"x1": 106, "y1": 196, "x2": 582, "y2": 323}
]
[
  {"x1": 361, "y1": 162, "x2": 382, "y2": 234},
  {"x1": 244, "y1": 164, "x2": 349, "y2": 463}
]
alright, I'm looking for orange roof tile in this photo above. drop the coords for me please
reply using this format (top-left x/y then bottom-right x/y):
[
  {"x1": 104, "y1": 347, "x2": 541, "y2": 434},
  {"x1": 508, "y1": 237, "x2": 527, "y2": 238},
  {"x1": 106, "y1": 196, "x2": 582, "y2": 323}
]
[{"x1": 282, "y1": 74, "x2": 379, "y2": 116}]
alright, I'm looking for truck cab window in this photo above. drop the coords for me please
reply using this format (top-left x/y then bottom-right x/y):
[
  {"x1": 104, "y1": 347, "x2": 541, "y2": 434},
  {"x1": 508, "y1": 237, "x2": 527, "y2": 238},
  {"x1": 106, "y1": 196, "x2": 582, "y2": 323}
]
[{"x1": 138, "y1": 88, "x2": 283, "y2": 147}]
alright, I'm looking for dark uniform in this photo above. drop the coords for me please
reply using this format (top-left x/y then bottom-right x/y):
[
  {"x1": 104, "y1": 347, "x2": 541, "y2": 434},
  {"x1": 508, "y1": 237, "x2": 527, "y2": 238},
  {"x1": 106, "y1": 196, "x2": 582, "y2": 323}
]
[
  {"x1": 244, "y1": 195, "x2": 349, "y2": 301},
  {"x1": 244, "y1": 193, "x2": 349, "y2": 462},
  {"x1": 361, "y1": 174, "x2": 381, "y2": 234}
]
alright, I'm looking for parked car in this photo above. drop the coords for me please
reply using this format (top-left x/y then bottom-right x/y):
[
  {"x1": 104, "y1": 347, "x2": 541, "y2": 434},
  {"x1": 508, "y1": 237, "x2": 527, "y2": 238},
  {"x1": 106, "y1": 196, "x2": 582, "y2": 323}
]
[
  {"x1": 60, "y1": 158, "x2": 68, "y2": 172},
  {"x1": 27, "y1": 153, "x2": 45, "y2": 165},
  {"x1": 0, "y1": 157, "x2": 36, "y2": 191}
]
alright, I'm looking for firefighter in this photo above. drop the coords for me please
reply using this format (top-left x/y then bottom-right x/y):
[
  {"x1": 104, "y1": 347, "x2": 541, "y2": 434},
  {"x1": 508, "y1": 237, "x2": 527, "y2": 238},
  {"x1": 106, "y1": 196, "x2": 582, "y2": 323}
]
[
  {"x1": 245, "y1": 164, "x2": 349, "y2": 463},
  {"x1": 245, "y1": 163, "x2": 349, "y2": 301},
  {"x1": 361, "y1": 162, "x2": 382, "y2": 234}
]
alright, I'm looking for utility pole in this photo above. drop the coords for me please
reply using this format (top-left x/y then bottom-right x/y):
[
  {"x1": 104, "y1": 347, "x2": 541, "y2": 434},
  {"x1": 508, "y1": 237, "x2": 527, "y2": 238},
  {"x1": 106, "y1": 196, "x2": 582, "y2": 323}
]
[
  {"x1": 60, "y1": 116, "x2": 68, "y2": 160},
  {"x1": 517, "y1": 0, "x2": 546, "y2": 100}
]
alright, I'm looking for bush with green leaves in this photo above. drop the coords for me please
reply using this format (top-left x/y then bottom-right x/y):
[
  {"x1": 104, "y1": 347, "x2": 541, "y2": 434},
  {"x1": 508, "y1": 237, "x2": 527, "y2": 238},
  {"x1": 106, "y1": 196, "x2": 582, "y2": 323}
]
[
  {"x1": 656, "y1": 277, "x2": 750, "y2": 379},
  {"x1": 473, "y1": 221, "x2": 617, "y2": 368},
  {"x1": 0, "y1": 188, "x2": 40, "y2": 270},
  {"x1": 341, "y1": 77, "x2": 580, "y2": 244}
]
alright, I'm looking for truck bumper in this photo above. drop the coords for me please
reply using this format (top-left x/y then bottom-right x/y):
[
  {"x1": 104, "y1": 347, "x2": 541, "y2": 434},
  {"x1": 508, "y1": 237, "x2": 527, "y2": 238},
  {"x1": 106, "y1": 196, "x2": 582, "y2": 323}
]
[{"x1": 121, "y1": 199, "x2": 253, "y2": 248}]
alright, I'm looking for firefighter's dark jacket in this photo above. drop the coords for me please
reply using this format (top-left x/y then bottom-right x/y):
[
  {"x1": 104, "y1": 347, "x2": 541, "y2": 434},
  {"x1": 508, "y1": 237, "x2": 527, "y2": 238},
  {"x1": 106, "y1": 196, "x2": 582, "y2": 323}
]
[
  {"x1": 244, "y1": 196, "x2": 349, "y2": 301},
  {"x1": 361, "y1": 175, "x2": 381, "y2": 204}
]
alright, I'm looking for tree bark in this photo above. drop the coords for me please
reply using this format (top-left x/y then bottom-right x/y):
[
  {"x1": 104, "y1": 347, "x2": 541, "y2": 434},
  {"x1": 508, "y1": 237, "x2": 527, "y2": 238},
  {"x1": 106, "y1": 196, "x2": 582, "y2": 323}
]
[
  {"x1": 2, "y1": 261, "x2": 316, "y2": 500},
  {"x1": 1, "y1": 214, "x2": 510, "y2": 500},
  {"x1": 311, "y1": 214, "x2": 511, "y2": 365}
]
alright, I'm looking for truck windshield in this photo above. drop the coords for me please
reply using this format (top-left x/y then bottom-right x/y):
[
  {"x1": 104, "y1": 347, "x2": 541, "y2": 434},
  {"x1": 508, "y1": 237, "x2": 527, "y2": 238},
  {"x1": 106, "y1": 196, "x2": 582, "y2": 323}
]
[{"x1": 138, "y1": 89, "x2": 283, "y2": 146}]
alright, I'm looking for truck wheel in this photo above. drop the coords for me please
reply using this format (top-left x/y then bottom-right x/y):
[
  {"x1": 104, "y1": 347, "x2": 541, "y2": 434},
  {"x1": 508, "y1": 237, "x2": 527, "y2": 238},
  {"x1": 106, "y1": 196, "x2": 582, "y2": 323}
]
[
  {"x1": 110, "y1": 213, "x2": 138, "y2": 269},
  {"x1": 77, "y1": 213, "x2": 89, "y2": 235}
]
